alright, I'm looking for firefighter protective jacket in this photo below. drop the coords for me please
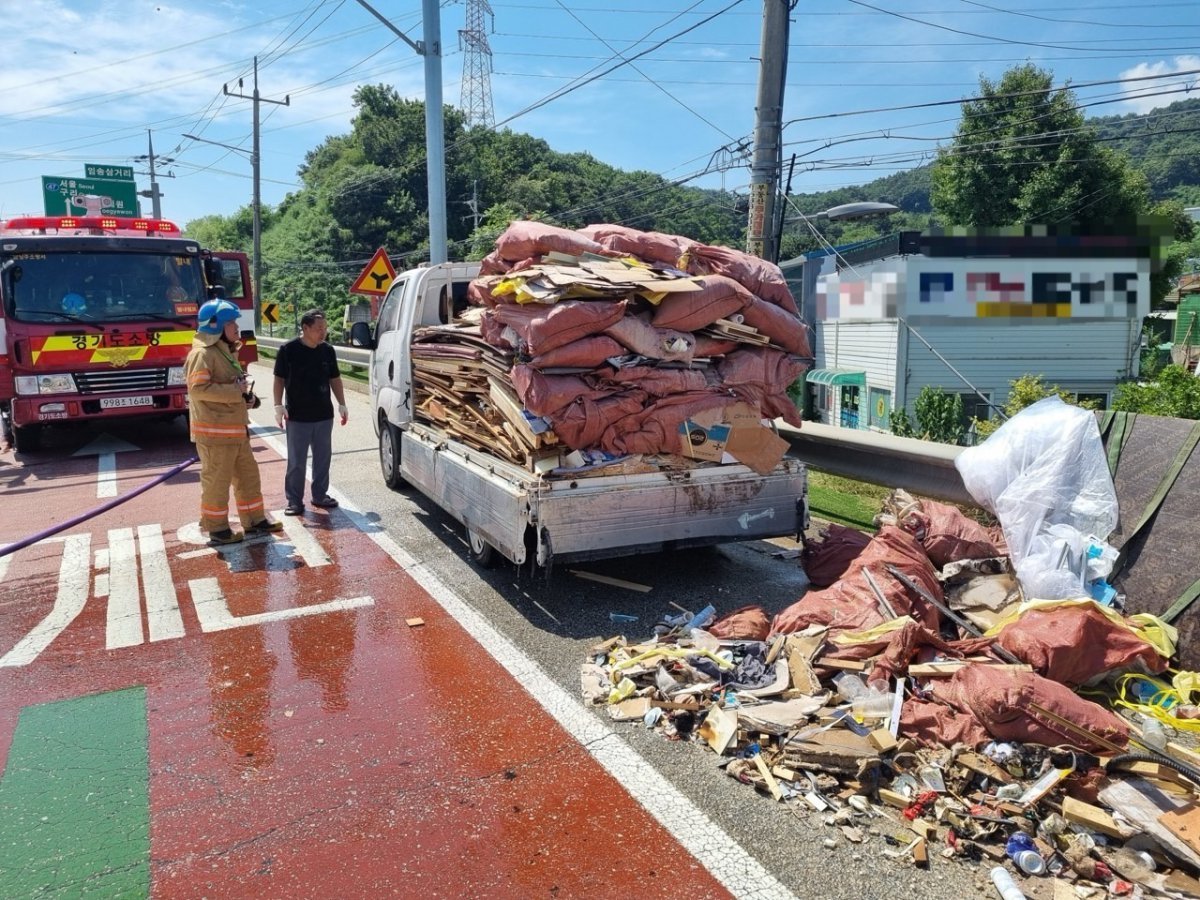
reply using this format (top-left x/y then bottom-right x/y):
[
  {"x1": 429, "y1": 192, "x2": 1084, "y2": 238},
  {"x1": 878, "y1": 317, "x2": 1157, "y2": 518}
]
[{"x1": 184, "y1": 331, "x2": 250, "y2": 444}]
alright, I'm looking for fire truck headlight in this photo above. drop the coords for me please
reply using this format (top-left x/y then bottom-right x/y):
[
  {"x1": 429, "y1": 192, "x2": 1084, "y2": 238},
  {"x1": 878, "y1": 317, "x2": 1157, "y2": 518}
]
[
  {"x1": 167, "y1": 366, "x2": 186, "y2": 387},
  {"x1": 15, "y1": 374, "x2": 78, "y2": 395}
]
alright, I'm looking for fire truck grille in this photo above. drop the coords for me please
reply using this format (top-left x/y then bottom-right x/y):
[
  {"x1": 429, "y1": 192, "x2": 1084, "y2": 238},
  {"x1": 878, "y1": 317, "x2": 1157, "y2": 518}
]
[{"x1": 74, "y1": 368, "x2": 169, "y2": 393}]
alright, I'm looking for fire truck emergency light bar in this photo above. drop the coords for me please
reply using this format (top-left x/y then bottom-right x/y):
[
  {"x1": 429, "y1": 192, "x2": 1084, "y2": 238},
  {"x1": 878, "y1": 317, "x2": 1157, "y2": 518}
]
[{"x1": 2, "y1": 216, "x2": 181, "y2": 234}]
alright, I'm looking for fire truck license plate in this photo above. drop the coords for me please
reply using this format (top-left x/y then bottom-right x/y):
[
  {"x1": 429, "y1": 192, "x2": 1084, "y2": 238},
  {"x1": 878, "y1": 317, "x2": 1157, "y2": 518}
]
[{"x1": 99, "y1": 396, "x2": 154, "y2": 410}]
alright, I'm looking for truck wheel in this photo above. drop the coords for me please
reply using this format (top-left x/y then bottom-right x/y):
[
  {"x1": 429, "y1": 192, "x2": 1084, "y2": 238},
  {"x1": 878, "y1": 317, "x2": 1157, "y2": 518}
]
[
  {"x1": 467, "y1": 528, "x2": 497, "y2": 568},
  {"x1": 379, "y1": 419, "x2": 404, "y2": 489},
  {"x1": 13, "y1": 424, "x2": 42, "y2": 453}
]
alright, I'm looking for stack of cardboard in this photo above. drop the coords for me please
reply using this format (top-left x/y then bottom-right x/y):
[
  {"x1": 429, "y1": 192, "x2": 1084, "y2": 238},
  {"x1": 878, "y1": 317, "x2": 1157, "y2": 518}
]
[{"x1": 408, "y1": 221, "x2": 811, "y2": 477}]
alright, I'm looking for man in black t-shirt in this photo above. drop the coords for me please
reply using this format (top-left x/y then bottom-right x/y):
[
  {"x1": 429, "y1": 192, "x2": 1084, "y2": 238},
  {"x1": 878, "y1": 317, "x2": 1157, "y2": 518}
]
[{"x1": 272, "y1": 309, "x2": 348, "y2": 516}]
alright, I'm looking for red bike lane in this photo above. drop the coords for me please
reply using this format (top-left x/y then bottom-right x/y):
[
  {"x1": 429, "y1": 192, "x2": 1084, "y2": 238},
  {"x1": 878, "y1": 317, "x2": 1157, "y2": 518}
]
[{"x1": 0, "y1": 441, "x2": 740, "y2": 898}]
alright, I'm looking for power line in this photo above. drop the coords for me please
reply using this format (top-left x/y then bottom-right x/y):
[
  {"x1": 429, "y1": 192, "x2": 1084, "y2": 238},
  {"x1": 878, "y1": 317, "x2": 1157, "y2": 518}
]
[{"x1": 844, "y1": 0, "x2": 1200, "y2": 52}]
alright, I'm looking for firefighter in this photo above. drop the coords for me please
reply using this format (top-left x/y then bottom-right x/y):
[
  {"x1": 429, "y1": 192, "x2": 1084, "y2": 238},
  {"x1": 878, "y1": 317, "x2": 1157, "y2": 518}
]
[{"x1": 185, "y1": 299, "x2": 283, "y2": 545}]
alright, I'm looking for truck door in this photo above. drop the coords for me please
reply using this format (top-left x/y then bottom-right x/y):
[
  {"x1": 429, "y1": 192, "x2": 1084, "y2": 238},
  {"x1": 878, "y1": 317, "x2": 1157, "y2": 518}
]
[{"x1": 372, "y1": 279, "x2": 407, "y2": 425}]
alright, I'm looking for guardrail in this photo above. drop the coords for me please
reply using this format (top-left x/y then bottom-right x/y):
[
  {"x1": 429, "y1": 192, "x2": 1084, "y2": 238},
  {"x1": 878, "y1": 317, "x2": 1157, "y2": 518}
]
[
  {"x1": 254, "y1": 334, "x2": 972, "y2": 505},
  {"x1": 780, "y1": 421, "x2": 971, "y2": 506},
  {"x1": 256, "y1": 336, "x2": 371, "y2": 367}
]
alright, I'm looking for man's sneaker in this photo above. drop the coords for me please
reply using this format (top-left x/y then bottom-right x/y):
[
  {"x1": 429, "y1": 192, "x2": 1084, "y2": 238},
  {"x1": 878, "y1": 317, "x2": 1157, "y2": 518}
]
[
  {"x1": 283, "y1": 503, "x2": 305, "y2": 516},
  {"x1": 311, "y1": 496, "x2": 339, "y2": 509},
  {"x1": 208, "y1": 529, "x2": 244, "y2": 546},
  {"x1": 246, "y1": 519, "x2": 284, "y2": 535}
]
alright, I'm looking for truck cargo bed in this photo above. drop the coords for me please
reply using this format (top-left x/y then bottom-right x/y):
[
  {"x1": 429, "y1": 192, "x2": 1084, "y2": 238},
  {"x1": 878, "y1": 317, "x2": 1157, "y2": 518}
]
[{"x1": 400, "y1": 423, "x2": 807, "y2": 566}]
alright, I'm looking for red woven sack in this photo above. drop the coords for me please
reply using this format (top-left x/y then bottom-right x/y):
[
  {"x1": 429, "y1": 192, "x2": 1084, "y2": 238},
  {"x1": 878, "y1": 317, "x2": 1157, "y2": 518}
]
[
  {"x1": 650, "y1": 275, "x2": 752, "y2": 332},
  {"x1": 494, "y1": 220, "x2": 610, "y2": 261},
  {"x1": 708, "y1": 605, "x2": 771, "y2": 641},
  {"x1": 802, "y1": 523, "x2": 872, "y2": 587}
]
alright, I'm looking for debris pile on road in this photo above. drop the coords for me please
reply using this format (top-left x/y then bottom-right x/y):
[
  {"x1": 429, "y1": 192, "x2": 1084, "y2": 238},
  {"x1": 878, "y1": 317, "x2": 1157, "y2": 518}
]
[
  {"x1": 408, "y1": 221, "x2": 812, "y2": 475},
  {"x1": 582, "y1": 399, "x2": 1200, "y2": 898}
]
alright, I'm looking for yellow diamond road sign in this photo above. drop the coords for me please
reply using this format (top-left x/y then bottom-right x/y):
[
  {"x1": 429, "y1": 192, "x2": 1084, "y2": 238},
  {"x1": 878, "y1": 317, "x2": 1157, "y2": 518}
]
[
  {"x1": 350, "y1": 247, "x2": 397, "y2": 297},
  {"x1": 262, "y1": 302, "x2": 279, "y2": 325}
]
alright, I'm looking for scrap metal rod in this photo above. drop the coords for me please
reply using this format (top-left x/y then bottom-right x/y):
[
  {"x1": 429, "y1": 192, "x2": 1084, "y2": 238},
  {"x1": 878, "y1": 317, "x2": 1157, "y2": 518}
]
[
  {"x1": 884, "y1": 564, "x2": 1023, "y2": 666},
  {"x1": 863, "y1": 568, "x2": 898, "y2": 620}
]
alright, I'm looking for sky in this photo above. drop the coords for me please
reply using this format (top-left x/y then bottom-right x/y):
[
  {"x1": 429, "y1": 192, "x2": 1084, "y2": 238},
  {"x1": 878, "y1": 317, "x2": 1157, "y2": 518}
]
[{"x1": 1, "y1": 0, "x2": 1198, "y2": 234}]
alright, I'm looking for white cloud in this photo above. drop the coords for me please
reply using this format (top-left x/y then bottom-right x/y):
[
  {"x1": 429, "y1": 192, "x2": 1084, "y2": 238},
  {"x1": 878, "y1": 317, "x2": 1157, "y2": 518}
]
[{"x1": 1117, "y1": 56, "x2": 1200, "y2": 115}]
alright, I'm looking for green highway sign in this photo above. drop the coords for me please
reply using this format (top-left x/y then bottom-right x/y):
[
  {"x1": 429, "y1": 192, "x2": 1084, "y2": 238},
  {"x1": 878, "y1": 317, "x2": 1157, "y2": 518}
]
[
  {"x1": 42, "y1": 176, "x2": 140, "y2": 218},
  {"x1": 84, "y1": 164, "x2": 134, "y2": 181}
]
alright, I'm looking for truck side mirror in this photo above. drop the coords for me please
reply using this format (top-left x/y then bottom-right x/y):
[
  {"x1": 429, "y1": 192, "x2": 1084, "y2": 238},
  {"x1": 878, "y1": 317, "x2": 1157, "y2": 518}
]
[
  {"x1": 349, "y1": 320, "x2": 374, "y2": 349},
  {"x1": 203, "y1": 258, "x2": 226, "y2": 297}
]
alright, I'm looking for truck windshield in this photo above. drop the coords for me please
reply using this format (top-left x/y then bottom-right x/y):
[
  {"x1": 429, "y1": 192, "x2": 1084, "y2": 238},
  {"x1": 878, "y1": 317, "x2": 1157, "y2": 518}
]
[{"x1": 3, "y1": 251, "x2": 204, "y2": 324}]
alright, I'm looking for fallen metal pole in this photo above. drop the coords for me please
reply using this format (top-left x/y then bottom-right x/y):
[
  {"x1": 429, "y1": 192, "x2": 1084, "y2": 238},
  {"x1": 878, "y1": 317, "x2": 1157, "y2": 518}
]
[{"x1": 884, "y1": 564, "x2": 1024, "y2": 666}]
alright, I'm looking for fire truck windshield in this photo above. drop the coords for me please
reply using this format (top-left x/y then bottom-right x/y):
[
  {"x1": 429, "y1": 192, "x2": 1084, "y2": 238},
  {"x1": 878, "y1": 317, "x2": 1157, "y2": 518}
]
[{"x1": 3, "y1": 252, "x2": 204, "y2": 324}]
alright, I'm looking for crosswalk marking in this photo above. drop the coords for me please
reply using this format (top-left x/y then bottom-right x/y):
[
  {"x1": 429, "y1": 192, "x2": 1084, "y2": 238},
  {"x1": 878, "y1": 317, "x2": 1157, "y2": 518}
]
[
  {"x1": 138, "y1": 524, "x2": 184, "y2": 642},
  {"x1": 1, "y1": 521, "x2": 369, "y2": 666},
  {"x1": 0, "y1": 535, "x2": 92, "y2": 668},
  {"x1": 105, "y1": 528, "x2": 144, "y2": 650},
  {"x1": 188, "y1": 577, "x2": 372, "y2": 631},
  {"x1": 276, "y1": 513, "x2": 331, "y2": 567}
]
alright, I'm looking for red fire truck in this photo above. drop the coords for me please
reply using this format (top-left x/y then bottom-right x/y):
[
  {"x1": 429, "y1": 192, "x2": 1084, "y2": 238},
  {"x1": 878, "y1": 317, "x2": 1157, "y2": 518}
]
[{"x1": 0, "y1": 215, "x2": 256, "y2": 452}]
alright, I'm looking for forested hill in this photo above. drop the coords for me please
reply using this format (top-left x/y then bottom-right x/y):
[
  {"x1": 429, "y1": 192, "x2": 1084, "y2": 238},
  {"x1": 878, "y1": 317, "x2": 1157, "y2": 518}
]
[{"x1": 790, "y1": 96, "x2": 1200, "y2": 217}]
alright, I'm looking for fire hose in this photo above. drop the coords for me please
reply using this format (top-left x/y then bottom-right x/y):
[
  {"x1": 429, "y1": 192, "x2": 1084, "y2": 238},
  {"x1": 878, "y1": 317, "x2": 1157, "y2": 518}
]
[{"x1": 0, "y1": 455, "x2": 197, "y2": 559}]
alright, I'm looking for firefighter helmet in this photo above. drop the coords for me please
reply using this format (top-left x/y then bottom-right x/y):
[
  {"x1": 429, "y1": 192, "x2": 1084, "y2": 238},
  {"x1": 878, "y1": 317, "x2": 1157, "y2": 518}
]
[
  {"x1": 61, "y1": 292, "x2": 87, "y2": 315},
  {"x1": 197, "y1": 299, "x2": 240, "y2": 335}
]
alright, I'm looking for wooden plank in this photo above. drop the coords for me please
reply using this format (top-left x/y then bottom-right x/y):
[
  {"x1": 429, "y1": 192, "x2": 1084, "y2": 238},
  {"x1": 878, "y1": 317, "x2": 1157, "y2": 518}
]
[
  {"x1": 1062, "y1": 796, "x2": 1128, "y2": 839},
  {"x1": 1098, "y1": 778, "x2": 1200, "y2": 870},
  {"x1": 569, "y1": 569, "x2": 653, "y2": 592},
  {"x1": 815, "y1": 656, "x2": 867, "y2": 672},
  {"x1": 908, "y1": 661, "x2": 1032, "y2": 677}
]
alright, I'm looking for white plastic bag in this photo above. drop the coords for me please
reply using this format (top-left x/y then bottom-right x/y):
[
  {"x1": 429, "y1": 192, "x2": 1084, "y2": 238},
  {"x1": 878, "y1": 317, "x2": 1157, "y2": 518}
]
[{"x1": 955, "y1": 397, "x2": 1117, "y2": 600}]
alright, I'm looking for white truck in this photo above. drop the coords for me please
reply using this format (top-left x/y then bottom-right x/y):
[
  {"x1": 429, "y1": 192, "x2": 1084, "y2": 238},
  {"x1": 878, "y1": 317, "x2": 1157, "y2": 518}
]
[{"x1": 349, "y1": 262, "x2": 808, "y2": 569}]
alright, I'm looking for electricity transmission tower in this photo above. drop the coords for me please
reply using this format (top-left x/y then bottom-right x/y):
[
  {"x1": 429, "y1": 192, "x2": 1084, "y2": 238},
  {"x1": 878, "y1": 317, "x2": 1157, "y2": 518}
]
[{"x1": 458, "y1": 0, "x2": 495, "y2": 128}]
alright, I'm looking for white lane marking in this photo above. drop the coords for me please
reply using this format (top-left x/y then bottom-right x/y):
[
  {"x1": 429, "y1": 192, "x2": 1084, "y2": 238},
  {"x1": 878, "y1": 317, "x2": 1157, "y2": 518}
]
[
  {"x1": 0, "y1": 534, "x2": 91, "y2": 667},
  {"x1": 326, "y1": 505, "x2": 793, "y2": 898},
  {"x1": 255, "y1": 422, "x2": 793, "y2": 898},
  {"x1": 188, "y1": 577, "x2": 372, "y2": 631},
  {"x1": 72, "y1": 432, "x2": 139, "y2": 499},
  {"x1": 106, "y1": 527, "x2": 144, "y2": 649},
  {"x1": 0, "y1": 550, "x2": 11, "y2": 584},
  {"x1": 276, "y1": 511, "x2": 332, "y2": 568},
  {"x1": 138, "y1": 524, "x2": 184, "y2": 642},
  {"x1": 178, "y1": 548, "x2": 216, "y2": 560},
  {"x1": 97, "y1": 451, "x2": 118, "y2": 498}
]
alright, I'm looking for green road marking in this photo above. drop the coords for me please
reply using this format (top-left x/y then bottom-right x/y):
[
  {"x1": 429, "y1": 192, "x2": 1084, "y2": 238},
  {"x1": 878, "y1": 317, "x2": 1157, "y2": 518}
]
[{"x1": 0, "y1": 687, "x2": 149, "y2": 898}]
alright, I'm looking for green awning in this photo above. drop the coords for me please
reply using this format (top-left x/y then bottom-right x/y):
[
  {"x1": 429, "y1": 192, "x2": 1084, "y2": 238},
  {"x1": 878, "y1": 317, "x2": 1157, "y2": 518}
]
[{"x1": 806, "y1": 368, "x2": 866, "y2": 387}]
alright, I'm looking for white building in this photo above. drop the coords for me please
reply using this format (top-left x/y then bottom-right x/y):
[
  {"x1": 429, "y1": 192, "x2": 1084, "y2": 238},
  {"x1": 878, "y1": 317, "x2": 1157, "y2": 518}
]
[{"x1": 784, "y1": 231, "x2": 1152, "y2": 432}]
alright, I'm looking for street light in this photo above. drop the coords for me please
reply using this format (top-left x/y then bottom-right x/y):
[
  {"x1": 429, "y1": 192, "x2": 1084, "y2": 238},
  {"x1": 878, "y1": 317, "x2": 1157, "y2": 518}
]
[
  {"x1": 183, "y1": 132, "x2": 261, "y2": 323},
  {"x1": 788, "y1": 202, "x2": 901, "y2": 224}
]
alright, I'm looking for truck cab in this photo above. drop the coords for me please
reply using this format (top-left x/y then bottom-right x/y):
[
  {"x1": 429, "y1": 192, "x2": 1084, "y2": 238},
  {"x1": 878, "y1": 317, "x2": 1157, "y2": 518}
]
[{"x1": 0, "y1": 215, "x2": 237, "y2": 451}]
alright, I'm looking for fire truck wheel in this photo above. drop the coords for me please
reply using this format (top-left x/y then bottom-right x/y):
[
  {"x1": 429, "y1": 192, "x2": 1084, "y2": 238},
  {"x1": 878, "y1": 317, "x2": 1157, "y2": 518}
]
[{"x1": 12, "y1": 424, "x2": 42, "y2": 453}]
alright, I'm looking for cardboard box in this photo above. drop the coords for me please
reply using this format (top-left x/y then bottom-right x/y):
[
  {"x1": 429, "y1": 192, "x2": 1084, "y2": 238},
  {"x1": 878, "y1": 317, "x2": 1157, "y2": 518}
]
[
  {"x1": 679, "y1": 410, "x2": 733, "y2": 461},
  {"x1": 679, "y1": 403, "x2": 789, "y2": 474}
]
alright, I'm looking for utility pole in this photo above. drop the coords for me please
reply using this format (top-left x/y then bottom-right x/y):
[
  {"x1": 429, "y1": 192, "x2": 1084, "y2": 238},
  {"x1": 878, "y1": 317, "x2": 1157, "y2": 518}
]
[
  {"x1": 354, "y1": 0, "x2": 448, "y2": 264},
  {"x1": 463, "y1": 179, "x2": 482, "y2": 230},
  {"x1": 746, "y1": 0, "x2": 791, "y2": 263},
  {"x1": 224, "y1": 56, "x2": 289, "y2": 325},
  {"x1": 134, "y1": 129, "x2": 173, "y2": 219}
]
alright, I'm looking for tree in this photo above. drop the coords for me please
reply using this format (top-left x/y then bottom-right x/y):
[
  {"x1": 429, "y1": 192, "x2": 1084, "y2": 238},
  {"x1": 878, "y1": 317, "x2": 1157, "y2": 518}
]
[
  {"x1": 972, "y1": 374, "x2": 1089, "y2": 440},
  {"x1": 931, "y1": 64, "x2": 1151, "y2": 230},
  {"x1": 890, "y1": 386, "x2": 965, "y2": 444},
  {"x1": 1114, "y1": 365, "x2": 1200, "y2": 419}
]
